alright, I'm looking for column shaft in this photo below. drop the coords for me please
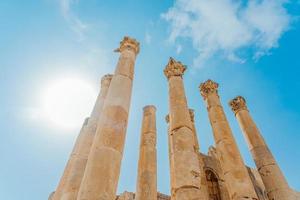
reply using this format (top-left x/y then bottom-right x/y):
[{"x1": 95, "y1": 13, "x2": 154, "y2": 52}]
[
  {"x1": 230, "y1": 96, "x2": 292, "y2": 200},
  {"x1": 135, "y1": 105, "x2": 157, "y2": 200},
  {"x1": 164, "y1": 58, "x2": 208, "y2": 200},
  {"x1": 199, "y1": 80, "x2": 258, "y2": 200},
  {"x1": 52, "y1": 118, "x2": 89, "y2": 200},
  {"x1": 60, "y1": 74, "x2": 113, "y2": 200},
  {"x1": 77, "y1": 37, "x2": 139, "y2": 200}
]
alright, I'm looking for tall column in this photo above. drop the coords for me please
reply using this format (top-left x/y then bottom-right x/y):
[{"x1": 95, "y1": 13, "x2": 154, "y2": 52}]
[
  {"x1": 52, "y1": 117, "x2": 90, "y2": 200},
  {"x1": 77, "y1": 36, "x2": 140, "y2": 200},
  {"x1": 189, "y1": 109, "x2": 200, "y2": 152},
  {"x1": 199, "y1": 80, "x2": 258, "y2": 200},
  {"x1": 164, "y1": 57, "x2": 208, "y2": 200},
  {"x1": 165, "y1": 114, "x2": 175, "y2": 200},
  {"x1": 229, "y1": 96, "x2": 292, "y2": 200},
  {"x1": 60, "y1": 74, "x2": 113, "y2": 200},
  {"x1": 135, "y1": 105, "x2": 157, "y2": 200},
  {"x1": 189, "y1": 109, "x2": 210, "y2": 199}
]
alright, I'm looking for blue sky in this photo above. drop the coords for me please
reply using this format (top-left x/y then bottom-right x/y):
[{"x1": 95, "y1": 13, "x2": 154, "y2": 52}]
[{"x1": 0, "y1": 0, "x2": 300, "y2": 199}]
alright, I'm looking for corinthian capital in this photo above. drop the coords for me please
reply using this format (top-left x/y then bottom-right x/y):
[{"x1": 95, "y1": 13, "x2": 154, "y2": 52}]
[
  {"x1": 164, "y1": 57, "x2": 186, "y2": 79},
  {"x1": 229, "y1": 96, "x2": 248, "y2": 114},
  {"x1": 114, "y1": 36, "x2": 140, "y2": 55},
  {"x1": 101, "y1": 74, "x2": 113, "y2": 88},
  {"x1": 199, "y1": 79, "x2": 219, "y2": 99}
]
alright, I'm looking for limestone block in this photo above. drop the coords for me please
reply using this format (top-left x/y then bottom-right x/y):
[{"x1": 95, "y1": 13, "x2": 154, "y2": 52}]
[
  {"x1": 104, "y1": 75, "x2": 133, "y2": 114},
  {"x1": 174, "y1": 187, "x2": 204, "y2": 200},
  {"x1": 168, "y1": 76, "x2": 192, "y2": 131},
  {"x1": 172, "y1": 150, "x2": 201, "y2": 189},
  {"x1": 171, "y1": 126, "x2": 195, "y2": 153},
  {"x1": 78, "y1": 147, "x2": 122, "y2": 200},
  {"x1": 115, "y1": 50, "x2": 136, "y2": 79}
]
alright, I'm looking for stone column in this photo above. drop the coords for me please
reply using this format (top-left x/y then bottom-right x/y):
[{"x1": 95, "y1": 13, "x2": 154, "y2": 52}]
[
  {"x1": 52, "y1": 117, "x2": 89, "y2": 200},
  {"x1": 199, "y1": 80, "x2": 258, "y2": 200},
  {"x1": 60, "y1": 74, "x2": 113, "y2": 200},
  {"x1": 229, "y1": 96, "x2": 292, "y2": 200},
  {"x1": 135, "y1": 105, "x2": 157, "y2": 200},
  {"x1": 164, "y1": 57, "x2": 208, "y2": 200},
  {"x1": 77, "y1": 36, "x2": 140, "y2": 200},
  {"x1": 165, "y1": 114, "x2": 175, "y2": 199},
  {"x1": 189, "y1": 109, "x2": 210, "y2": 199}
]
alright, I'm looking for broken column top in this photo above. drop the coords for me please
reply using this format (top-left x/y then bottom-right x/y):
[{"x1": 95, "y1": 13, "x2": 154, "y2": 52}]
[
  {"x1": 189, "y1": 109, "x2": 195, "y2": 122},
  {"x1": 199, "y1": 79, "x2": 219, "y2": 99},
  {"x1": 101, "y1": 74, "x2": 113, "y2": 88},
  {"x1": 115, "y1": 36, "x2": 140, "y2": 55},
  {"x1": 143, "y1": 105, "x2": 156, "y2": 113},
  {"x1": 163, "y1": 57, "x2": 186, "y2": 79},
  {"x1": 229, "y1": 96, "x2": 248, "y2": 114}
]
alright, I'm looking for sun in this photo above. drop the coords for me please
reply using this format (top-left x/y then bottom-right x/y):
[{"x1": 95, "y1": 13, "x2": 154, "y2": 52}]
[{"x1": 41, "y1": 77, "x2": 97, "y2": 130}]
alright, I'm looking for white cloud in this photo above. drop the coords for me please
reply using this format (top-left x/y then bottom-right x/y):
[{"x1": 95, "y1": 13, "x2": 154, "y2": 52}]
[
  {"x1": 59, "y1": 0, "x2": 87, "y2": 40},
  {"x1": 162, "y1": 0, "x2": 292, "y2": 67}
]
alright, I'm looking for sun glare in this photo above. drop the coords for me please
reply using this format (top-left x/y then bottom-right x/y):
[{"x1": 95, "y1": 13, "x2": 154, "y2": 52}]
[{"x1": 41, "y1": 78, "x2": 97, "y2": 130}]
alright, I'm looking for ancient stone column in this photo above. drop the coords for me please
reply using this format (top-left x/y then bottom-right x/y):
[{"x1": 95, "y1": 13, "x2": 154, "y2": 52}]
[
  {"x1": 77, "y1": 36, "x2": 140, "y2": 200},
  {"x1": 60, "y1": 74, "x2": 113, "y2": 200},
  {"x1": 189, "y1": 109, "x2": 210, "y2": 199},
  {"x1": 135, "y1": 105, "x2": 157, "y2": 200},
  {"x1": 199, "y1": 80, "x2": 258, "y2": 200},
  {"x1": 164, "y1": 58, "x2": 208, "y2": 200},
  {"x1": 229, "y1": 96, "x2": 292, "y2": 200},
  {"x1": 165, "y1": 114, "x2": 175, "y2": 199},
  {"x1": 52, "y1": 117, "x2": 90, "y2": 200}
]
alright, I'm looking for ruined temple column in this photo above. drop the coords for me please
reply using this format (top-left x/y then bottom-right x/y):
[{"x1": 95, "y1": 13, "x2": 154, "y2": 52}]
[
  {"x1": 60, "y1": 74, "x2": 113, "y2": 200},
  {"x1": 52, "y1": 117, "x2": 90, "y2": 200},
  {"x1": 229, "y1": 96, "x2": 292, "y2": 200},
  {"x1": 164, "y1": 58, "x2": 208, "y2": 200},
  {"x1": 77, "y1": 36, "x2": 139, "y2": 200},
  {"x1": 189, "y1": 109, "x2": 210, "y2": 199},
  {"x1": 199, "y1": 80, "x2": 258, "y2": 200},
  {"x1": 135, "y1": 105, "x2": 157, "y2": 200}
]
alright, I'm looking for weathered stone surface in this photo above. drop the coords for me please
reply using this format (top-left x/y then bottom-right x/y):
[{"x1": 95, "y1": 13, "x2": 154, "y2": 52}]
[
  {"x1": 200, "y1": 80, "x2": 258, "y2": 200},
  {"x1": 165, "y1": 58, "x2": 208, "y2": 200},
  {"x1": 59, "y1": 74, "x2": 113, "y2": 200},
  {"x1": 135, "y1": 106, "x2": 157, "y2": 200},
  {"x1": 77, "y1": 36, "x2": 139, "y2": 200},
  {"x1": 230, "y1": 96, "x2": 294, "y2": 200},
  {"x1": 52, "y1": 118, "x2": 90, "y2": 200}
]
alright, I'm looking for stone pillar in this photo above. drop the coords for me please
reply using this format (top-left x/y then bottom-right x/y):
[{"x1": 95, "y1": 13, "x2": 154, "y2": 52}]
[
  {"x1": 189, "y1": 109, "x2": 200, "y2": 152},
  {"x1": 189, "y1": 109, "x2": 210, "y2": 200},
  {"x1": 165, "y1": 114, "x2": 175, "y2": 199},
  {"x1": 135, "y1": 105, "x2": 157, "y2": 200},
  {"x1": 229, "y1": 96, "x2": 292, "y2": 200},
  {"x1": 60, "y1": 74, "x2": 113, "y2": 200},
  {"x1": 52, "y1": 117, "x2": 90, "y2": 200},
  {"x1": 77, "y1": 36, "x2": 140, "y2": 200},
  {"x1": 164, "y1": 57, "x2": 208, "y2": 200},
  {"x1": 199, "y1": 80, "x2": 258, "y2": 200}
]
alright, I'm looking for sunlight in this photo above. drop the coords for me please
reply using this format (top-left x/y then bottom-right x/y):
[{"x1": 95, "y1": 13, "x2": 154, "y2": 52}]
[{"x1": 41, "y1": 77, "x2": 97, "y2": 130}]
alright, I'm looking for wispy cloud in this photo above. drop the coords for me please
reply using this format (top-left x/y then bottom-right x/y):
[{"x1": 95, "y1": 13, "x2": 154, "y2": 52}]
[
  {"x1": 162, "y1": 0, "x2": 292, "y2": 67},
  {"x1": 145, "y1": 32, "x2": 152, "y2": 44},
  {"x1": 59, "y1": 0, "x2": 87, "y2": 40}
]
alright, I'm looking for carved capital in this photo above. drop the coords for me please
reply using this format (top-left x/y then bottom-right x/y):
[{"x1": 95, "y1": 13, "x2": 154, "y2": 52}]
[
  {"x1": 229, "y1": 96, "x2": 248, "y2": 114},
  {"x1": 101, "y1": 74, "x2": 113, "y2": 88},
  {"x1": 189, "y1": 109, "x2": 195, "y2": 123},
  {"x1": 165, "y1": 114, "x2": 170, "y2": 124},
  {"x1": 199, "y1": 79, "x2": 219, "y2": 99},
  {"x1": 114, "y1": 36, "x2": 140, "y2": 55},
  {"x1": 164, "y1": 57, "x2": 186, "y2": 79}
]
